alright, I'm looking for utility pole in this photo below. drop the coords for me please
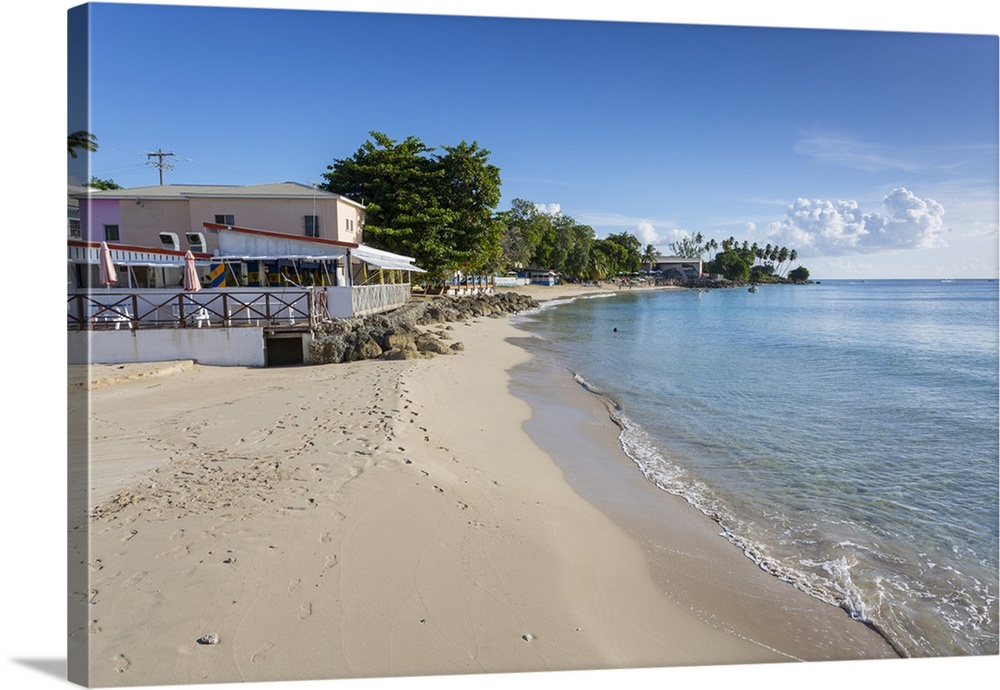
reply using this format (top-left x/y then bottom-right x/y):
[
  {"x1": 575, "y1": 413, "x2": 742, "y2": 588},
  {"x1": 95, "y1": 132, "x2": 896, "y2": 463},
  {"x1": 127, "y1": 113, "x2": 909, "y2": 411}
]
[{"x1": 146, "y1": 148, "x2": 175, "y2": 185}]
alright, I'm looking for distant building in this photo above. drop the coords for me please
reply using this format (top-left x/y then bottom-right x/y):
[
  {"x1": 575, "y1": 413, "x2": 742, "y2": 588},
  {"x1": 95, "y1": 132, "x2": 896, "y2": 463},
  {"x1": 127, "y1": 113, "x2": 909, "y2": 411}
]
[
  {"x1": 652, "y1": 256, "x2": 702, "y2": 280},
  {"x1": 518, "y1": 268, "x2": 560, "y2": 286},
  {"x1": 71, "y1": 181, "x2": 365, "y2": 255}
]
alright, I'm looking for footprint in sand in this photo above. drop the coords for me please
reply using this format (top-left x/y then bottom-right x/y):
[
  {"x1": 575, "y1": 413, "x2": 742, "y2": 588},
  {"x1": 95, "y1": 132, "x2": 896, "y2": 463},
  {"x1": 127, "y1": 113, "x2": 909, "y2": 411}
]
[
  {"x1": 320, "y1": 532, "x2": 332, "y2": 544},
  {"x1": 250, "y1": 642, "x2": 274, "y2": 664},
  {"x1": 288, "y1": 578, "x2": 301, "y2": 593},
  {"x1": 298, "y1": 603, "x2": 313, "y2": 620},
  {"x1": 123, "y1": 571, "x2": 148, "y2": 588},
  {"x1": 324, "y1": 555, "x2": 338, "y2": 569},
  {"x1": 170, "y1": 529, "x2": 185, "y2": 541},
  {"x1": 113, "y1": 653, "x2": 131, "y2": 673},
  {"x1": 122, "y1": 529, "x2": 138, "y2": 542},
  {"x1": 157, "y1": 543, "x2": 191, "y2": 560}
]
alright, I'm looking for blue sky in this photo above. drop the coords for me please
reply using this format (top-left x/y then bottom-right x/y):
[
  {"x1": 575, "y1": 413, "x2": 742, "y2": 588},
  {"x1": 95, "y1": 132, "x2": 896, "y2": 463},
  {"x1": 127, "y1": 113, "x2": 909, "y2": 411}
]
[{"x1": 69, "y1": 2, "x2": 999, "y2": 278}]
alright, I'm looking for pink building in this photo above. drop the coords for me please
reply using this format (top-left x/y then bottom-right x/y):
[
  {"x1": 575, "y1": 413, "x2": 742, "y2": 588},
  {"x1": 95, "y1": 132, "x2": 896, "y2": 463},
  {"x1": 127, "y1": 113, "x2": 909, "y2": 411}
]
[{"x1": 72, "y1": 181, "x2": 365, "y2": 255}]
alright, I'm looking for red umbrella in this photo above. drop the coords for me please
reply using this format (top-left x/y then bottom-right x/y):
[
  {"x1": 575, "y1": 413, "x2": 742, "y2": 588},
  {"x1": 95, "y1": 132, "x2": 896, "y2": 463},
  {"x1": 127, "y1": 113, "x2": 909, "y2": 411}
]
[
  {"x1": 98, "y1": 241, "x2": 117, "y2": 287},
  {"x1": 183, "y1": 250, "x2": 201, "y2": 292}
]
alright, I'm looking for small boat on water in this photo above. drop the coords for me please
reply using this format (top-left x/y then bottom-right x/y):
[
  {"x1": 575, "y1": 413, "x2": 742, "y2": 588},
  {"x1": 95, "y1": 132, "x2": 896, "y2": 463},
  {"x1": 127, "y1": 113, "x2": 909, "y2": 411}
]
[{"x1": 748, "y1": 285, "x2": 759, "y2": 293}]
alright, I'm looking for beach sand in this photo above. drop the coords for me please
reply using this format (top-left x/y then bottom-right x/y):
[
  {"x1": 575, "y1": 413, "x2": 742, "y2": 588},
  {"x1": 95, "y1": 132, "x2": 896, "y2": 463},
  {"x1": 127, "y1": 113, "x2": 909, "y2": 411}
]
[{"x1": 71, "y1": 284, "x2": 897, "y2": 687}]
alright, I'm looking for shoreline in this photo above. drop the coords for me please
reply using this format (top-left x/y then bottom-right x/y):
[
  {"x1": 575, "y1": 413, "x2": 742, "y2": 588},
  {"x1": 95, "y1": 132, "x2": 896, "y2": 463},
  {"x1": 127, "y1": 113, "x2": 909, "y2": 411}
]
[
  {"x1": 76, "y1": 285, "x2": 895, "y2": 687},
  {"x1": 505, "y1": 329, "x2": 898, "y2": 661},
  {"x1": 505, "y1": 283, "x2": 900, "y2": 659}
]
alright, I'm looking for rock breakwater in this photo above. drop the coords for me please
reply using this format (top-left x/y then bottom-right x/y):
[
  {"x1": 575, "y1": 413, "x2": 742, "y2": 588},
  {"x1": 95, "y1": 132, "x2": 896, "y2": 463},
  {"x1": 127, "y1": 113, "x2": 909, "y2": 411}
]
[{"x1": 309, "y1": 292, "x2": 539, "y2": 364}]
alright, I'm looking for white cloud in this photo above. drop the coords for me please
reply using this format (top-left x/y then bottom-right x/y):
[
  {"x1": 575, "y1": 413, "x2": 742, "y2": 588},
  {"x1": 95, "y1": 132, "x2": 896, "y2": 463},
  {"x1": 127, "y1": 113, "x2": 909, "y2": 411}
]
[
  {"x1": 634, "y1": 220, "x2": 661, "y2": 245},
  {"x1": 627, "y1": 221, "x2": 693, "y2": 249},
  {"x1": 534, "y1": 202, "x2": 561, "y2": 216},
  {"x1": 765, "y1": 187, "x2": 946, "y2": 256},
  {"x1": 793, "y1": 133, "x2": 923, "y2": 172}
]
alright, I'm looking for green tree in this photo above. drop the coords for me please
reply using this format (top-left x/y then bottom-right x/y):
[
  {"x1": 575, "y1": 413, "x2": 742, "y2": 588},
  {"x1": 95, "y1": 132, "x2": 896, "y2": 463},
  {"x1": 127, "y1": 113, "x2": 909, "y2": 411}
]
[
  {"x1": 783, "y1": 249, "x2": 798, "y2": 277},
  {"x1": 545, "y1": 215, "x2": 595, "y2": 278},
  {"x1": 788, "y1": 265, "x2": 810, "y2": 282},
  {"x1": 68, "y1": 130, "x2": 98, "y2": 158},
  {"x1": 319, "y1": 132, "x2": 503, "y2": 279},
  {"x1": 776, "y1": 246, "x2": 790, "y2": 275},
  {"x1": 642, "y1": 243, "x2": 659, "y2": 273},
  {"x1": 709, "y1": 250, "x2": 751, "y2": 281},
  {"x1": 705, "y1": 237, "x2": 719, "y2": 260},
  {"x1": 604, "y1": 232, "x2": 642, "y2": 273},
  {"x1": 590, "y1": 238, "x2": 633, "y2": 279},
  {"x1": 497, "y1": 198, "x2": 547, "y2": 269},
  {"x1": 668, "y1": 232, "x2": 706, "y2": 258},
  {"x1": 435, "y1": 141, "x2": 504, "y2": 272},
  {"x1": 587, "y1": 239, "x2": 614, "y2": 280},
  {"x1": 88, "y1": 176, "x2": 121, "y2": 190}
]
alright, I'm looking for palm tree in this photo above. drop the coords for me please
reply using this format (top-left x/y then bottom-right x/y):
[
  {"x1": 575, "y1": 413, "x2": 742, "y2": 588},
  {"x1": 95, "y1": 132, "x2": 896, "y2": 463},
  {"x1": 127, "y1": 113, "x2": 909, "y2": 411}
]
[
  {"x1": 776, "y1": 246, "x2": 789, "y2": 275},
  {"x1": 706, "y1": 238, "x2": 719, "y2": 261},
  {"x1": 642, "y1": 244, "x2": 659, "y2": 274},
  {"x1": 588, "y1": 243, "x2": 612, "y2": 281},
  {"x1": 68, "y1": 130, "x2": 98, "y2": 158}
]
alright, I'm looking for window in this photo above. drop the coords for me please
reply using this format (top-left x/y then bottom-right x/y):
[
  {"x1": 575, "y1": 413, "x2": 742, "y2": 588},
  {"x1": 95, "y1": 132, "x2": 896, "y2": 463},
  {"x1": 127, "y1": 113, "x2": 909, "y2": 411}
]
[
  {"x1": 214, "y1": 214, "x2": 234, "y2": 226},
  {"x1": 345, "y1": 218, "x2": 354, "y2": 234},
  {"x1": 304, "y1": 215, "x2": 320, "y2": 237},
  {"x1": 68, "y1": 218, "x2": 81, "y2": 238},
  {"x1": 104, "y1": 224, "x2": 120, "y2": 242}
]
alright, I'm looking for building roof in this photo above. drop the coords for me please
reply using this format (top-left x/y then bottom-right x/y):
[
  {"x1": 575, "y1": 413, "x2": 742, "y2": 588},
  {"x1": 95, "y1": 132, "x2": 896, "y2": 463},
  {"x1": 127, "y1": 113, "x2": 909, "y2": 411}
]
[
  {"x1": 654, "y1": 256, "x2": 702, "y2": 263},
  {"x1": 73, "y1": 181, "x2": 364, "y2": 208}
]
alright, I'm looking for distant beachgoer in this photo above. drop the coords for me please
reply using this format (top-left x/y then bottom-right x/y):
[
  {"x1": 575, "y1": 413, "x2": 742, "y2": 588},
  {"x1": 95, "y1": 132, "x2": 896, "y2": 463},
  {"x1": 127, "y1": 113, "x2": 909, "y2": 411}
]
[{"x1": 613, "y1": 327, "x2": 618, "y2": 333}]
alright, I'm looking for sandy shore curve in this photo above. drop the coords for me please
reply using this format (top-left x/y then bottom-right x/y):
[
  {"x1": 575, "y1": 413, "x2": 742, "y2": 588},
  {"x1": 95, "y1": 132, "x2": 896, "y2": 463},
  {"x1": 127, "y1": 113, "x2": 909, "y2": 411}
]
[{"x1": 71, "y1": 283, "x2": 897, "y2": 687}]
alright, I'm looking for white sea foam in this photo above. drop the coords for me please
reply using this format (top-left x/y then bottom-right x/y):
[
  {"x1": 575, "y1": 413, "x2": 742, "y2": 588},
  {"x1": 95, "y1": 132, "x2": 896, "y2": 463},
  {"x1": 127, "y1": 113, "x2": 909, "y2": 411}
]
[{"x1": 569, "y1": 370, "x2": 877, "y2": 624}]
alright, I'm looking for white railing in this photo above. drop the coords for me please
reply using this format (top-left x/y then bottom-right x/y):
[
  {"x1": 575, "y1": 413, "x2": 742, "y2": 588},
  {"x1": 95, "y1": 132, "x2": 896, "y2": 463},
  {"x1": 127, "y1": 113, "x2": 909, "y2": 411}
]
[
  {"x1": 350, "y1": 283, "x2": 412, "y2": 316},
  {"x1": 68, "y1": 284, "x2": 408, "y2": 330},
  {"x1": 68, "y1": 288, "x2": 317, "y2": 330}
]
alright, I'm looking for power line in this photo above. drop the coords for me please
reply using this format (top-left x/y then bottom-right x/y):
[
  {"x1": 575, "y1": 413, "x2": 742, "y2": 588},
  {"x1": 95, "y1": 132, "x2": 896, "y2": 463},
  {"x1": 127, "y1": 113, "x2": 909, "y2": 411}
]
[{"x1": 146, "y1": 148, "x2": 176, "y2": 185}]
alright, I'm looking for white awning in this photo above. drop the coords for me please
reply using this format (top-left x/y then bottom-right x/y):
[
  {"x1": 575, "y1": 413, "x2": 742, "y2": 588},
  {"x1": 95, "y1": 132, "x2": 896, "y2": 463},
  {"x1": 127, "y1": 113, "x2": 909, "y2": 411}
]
[
  {"x1": 350, "y1": 245, "x2": 426, "y2": 273},
  {"x1": 213, "y1": 254, "x2": 345, "y2": 262},
  {"x1": 67, "y1": 244, "x2": 197, "y2": 266}
]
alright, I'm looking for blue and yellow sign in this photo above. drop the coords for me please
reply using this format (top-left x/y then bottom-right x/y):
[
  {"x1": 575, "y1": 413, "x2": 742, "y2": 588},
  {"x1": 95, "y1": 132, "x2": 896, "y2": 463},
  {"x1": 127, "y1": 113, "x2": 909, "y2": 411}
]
[{"x1": 209, "y1": 263, "x2": 226, "y2": 288}]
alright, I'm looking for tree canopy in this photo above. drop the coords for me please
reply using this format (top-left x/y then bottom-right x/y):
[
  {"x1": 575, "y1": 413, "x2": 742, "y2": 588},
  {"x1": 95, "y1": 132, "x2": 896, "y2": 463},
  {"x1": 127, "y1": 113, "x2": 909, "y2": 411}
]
[
  {"x1": 319, "y1": 132, "x2": 503, "y2": 279},
  {"x1": 701, "y1": 236, "x2": 805, "y2": 281},
  {"x1": 494, "y1": 201, "x2": 647, "y2": 280},
  {"x1": 88, "y1": 176, "x2": 121, "y2": 190},
  {"x1": 788, "y1": 265, "x2": 810, "y2": 282},
  {"x1": 68, "y1": 130, "x2": 97, "y2": 158}
]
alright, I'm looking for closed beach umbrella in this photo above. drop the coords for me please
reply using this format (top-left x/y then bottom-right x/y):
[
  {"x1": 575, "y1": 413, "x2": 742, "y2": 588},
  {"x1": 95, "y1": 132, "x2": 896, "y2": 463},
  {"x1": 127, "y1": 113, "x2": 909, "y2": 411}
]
[
  {"x1": 183, "y1": 250, "x2": 201, "y2": 292},
  {"x1": 98, "y1": 241, "x2": 117, "y2": 287}
]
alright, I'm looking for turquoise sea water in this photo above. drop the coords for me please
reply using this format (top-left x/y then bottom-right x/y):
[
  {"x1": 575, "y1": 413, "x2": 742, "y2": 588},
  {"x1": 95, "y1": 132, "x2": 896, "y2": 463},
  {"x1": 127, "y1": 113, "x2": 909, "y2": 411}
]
[{"x1": 512, "y1": 279, "x2": 999, "y2": 658}]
